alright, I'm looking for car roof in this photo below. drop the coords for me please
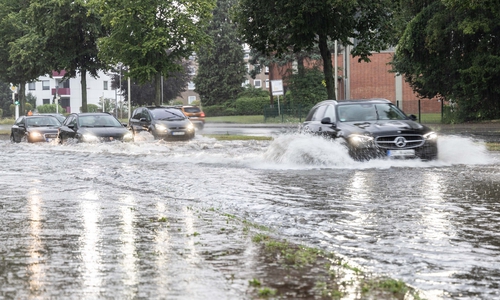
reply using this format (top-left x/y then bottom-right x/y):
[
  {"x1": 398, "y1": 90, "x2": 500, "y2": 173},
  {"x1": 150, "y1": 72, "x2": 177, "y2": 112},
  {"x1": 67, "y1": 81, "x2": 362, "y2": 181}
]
[
  {"x1": 313, "y1": 98, "x2": 392, "y2": 108},
  {"x1": 71, "y1": 112, "x2": 115, "y2": 116},
  {"x1": 145, "y1": 106, "x2": 182, "y2": 110}
]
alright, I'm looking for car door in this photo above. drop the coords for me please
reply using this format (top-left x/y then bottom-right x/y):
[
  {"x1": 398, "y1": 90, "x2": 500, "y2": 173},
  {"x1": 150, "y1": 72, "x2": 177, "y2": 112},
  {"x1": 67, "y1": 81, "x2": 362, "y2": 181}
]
[
  {"x1": 12, "y1": 116, "x2": 26, "y2": 142},
  {"x1": 58, "y1": 114, "x2": 77, "y2": 142},
  {"x1": 303, "y1": 104, "x2": 327, "y2": 134}
]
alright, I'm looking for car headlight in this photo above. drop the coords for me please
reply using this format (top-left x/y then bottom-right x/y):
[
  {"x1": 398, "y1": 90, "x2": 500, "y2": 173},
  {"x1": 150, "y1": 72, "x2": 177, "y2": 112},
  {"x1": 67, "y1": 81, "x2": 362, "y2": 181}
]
[
  {"x1": 82, "y1": 134, "x2": 99, "y2": 142},
  {"x1": 424, "y1": 132, "x2": 438, "y2": 140},
  {"x1": 123, "y1": 131, "x2": 134, "y2": 141},
  {"x1": 348, "y1": 134, "x2": 374, "y2": 147},
  {"x1": 155, "y1": 124, "x2": 167, "y2": 131},
  {"x1": 187, "y1": 123, "x2": 194, "y2": 131},
  {"x1": 29, "y1": 132, "x2": 42, "y2": 138}
]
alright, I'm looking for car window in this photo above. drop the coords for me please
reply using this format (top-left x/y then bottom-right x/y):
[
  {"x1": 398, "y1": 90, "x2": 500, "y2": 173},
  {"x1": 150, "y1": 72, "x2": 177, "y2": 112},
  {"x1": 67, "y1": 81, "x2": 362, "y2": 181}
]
[
  {"x1": 151, "y1": 108, "x2": 186, "y2": 120},
  {"x1": 15, "y1": 117, "x2": 25, "y2": 125},
  {"x1": 65, "y1": 115, "x2": 77, "y2": 127},
  {"x1": 375, "y1": 104, "x2": 407, "y2": 120},
  {"x1": 183, "y1": 107, "x2": 200, "y2": 113},
  {"x1": 323, "y1": 105, "x2": 336, "y2": 122},
  {"x1": 311, "y1": 105, "x2": 327, "y2": 121},
  {"x1": 305, "y1": 106, "x2": 318, "y2": 122}
]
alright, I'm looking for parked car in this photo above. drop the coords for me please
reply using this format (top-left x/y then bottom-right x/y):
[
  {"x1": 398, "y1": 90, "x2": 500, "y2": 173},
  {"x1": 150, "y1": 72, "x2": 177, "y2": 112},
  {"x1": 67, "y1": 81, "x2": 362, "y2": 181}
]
[
  {"x1": 34, "y1": 113, "x2": 66, "y2": 123},
  {"x1": 302, "y1": 98, "x2": 438, "y2": 160},
  {"x1": 129, "y1": 106, "x2": 195, "y2": 140},
  {"x1": 177, "y1": 105, "x2": 205, "y2": 129},
  {"x1": 10, "y1": 115, "x2": 61, "y2": 143},
  {"x1": 58, "y1": 112, "x2": 133, "y2": 143}
]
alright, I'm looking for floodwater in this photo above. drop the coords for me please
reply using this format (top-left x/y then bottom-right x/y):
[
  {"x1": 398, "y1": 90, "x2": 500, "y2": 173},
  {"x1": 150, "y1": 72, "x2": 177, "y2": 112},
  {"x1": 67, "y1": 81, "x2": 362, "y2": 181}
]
[{"x1": 1, "y1": 129, "x2": 499, "y2": 299}]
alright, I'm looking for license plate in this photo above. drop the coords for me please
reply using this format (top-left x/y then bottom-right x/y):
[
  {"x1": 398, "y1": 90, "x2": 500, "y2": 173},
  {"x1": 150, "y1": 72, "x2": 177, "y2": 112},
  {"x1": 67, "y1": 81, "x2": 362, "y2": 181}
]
[
  {"x1": 172, "y1": 132, "x2": 185, "y2": 136},
  {"x1": 387, "y1": 149, "x2": 415, "y2": 157}
]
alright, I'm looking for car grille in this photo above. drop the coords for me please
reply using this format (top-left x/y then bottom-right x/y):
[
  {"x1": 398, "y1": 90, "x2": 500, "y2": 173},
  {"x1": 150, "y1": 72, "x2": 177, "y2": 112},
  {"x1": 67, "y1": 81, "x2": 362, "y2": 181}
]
[
  {"x1": 375, "y1": 134, "x2": 425, "y2": 149},
  {"x1": 168, "y1": 126, "x2": 187, "y2": 130}
]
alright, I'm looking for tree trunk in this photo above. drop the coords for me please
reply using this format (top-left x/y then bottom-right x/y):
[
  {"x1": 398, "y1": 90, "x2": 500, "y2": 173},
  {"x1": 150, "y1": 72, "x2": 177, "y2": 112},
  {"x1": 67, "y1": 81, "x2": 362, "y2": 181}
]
[
  {"x1": 19, "y1": 82, "x2": 26, "y2": 116},
  {"x1": 318, "y1": 34, "x2": 335, "y2": 100},
  {"x1": 155, "y1": 72, "x2": 161, "y2": 105},
  {"x1": 81, "y1": 69, "x2": 88, "y2": 112}
]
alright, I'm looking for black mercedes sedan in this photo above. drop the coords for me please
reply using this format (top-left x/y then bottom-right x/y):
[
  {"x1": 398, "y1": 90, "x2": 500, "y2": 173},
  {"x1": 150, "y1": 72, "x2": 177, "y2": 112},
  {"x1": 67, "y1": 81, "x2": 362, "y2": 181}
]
[
  {"x1": 10, "y1": 115, "x2": 61, "y2": 143},
  {"x1": 58, "y1": 112, "x2": 133, "y2": 143},
  {"x1": 129, "y1": 106, "x2": 195, "y2": 140},
  {"x1": 302, "y1": 99, "x2": 438, "y2": 161}
]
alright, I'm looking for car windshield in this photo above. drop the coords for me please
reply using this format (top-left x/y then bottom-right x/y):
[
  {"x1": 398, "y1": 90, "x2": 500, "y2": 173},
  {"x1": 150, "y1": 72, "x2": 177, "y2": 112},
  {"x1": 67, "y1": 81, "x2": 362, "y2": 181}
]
[
  {"x1": 183, "y1": 107, "x2": 200, "y2": 113},
  {"x1": 152, "y1": 109, "x2": 186, "y2": 120},
  {"x1": 26, "y1": 117, "x2": 61, "y2": 127},
  {"x1": 338, "y1": 103, "x2": 407, "y2": 122},
  {"x1": 78, "y1": 115, "x2": 122, "y2": 127}
]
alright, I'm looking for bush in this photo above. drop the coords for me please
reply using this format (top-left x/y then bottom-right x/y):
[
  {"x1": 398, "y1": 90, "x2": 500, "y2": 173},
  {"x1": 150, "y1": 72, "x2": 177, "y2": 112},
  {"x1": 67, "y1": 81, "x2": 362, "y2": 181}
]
[
  {"x1": 36, "y1": 104, "x2": 65, "y2": 113},
  {"x1": 204, "y1": 105, "x2": 234, "y2": 117},
  {"x1": 0, "y1": 108, "x2": 3, "y2": 118},
  {"x1": 235, "y1": 96, "x2": 270, "y2": 115}
]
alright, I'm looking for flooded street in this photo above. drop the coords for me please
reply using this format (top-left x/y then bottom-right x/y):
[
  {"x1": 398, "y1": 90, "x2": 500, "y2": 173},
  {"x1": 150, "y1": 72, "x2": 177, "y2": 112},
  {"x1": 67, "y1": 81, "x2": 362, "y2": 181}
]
[{"x1": 1, "y1": 128, "x2": 499, "y2": 299}]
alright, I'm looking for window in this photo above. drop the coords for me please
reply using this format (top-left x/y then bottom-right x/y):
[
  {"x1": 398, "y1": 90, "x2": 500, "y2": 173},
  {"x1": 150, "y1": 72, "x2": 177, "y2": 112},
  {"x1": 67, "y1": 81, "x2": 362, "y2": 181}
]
[
  {"x1": 43, "y1": 99, "x2": 50, "y2": 105},
  {"x1": 103, "y1": 81, "x2": 108, "y2": 90},
  {"x1": 187, "y1": 81, "x2": 195, "y2": 90},
  {"x1": 244, "y1": 53, "x2": 249, "y2": 59},
  {"x1": 265, "y1": 79, "x2": 269, "y2": 88},
  {"x1": 265, "y1": 66, "x2": 269, "y2": 74},
  {"x1": 188, "y1": 96, "x2": 196, "y2": 104},
  {"x1": 242, "y1": 79, "x2": 250, "y2": 87},
  {"x1": 246, "y1": 64, "x2": 250, "y2": 73},
  {"x1": 28, "y1": 82, "x2": 36, "y2": 90},
  {"x1": 42, "y1": 81, "x2": 50, "y2": 90},
  {"x1": 254, "y1": 80, "x2": 261, "y2": 88}
]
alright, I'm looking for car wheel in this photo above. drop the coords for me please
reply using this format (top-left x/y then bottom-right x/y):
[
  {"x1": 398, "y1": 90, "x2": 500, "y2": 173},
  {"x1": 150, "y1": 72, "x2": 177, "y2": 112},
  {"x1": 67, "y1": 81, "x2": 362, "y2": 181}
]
[{"x1": 10, "y1": 134, "x2": 18, "y2": 143}]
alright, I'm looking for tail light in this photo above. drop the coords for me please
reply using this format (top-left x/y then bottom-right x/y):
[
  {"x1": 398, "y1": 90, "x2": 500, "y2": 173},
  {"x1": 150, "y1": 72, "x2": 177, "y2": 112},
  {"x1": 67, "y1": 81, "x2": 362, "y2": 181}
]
[{"x1": 200, "y1": 112, "x2": 205, "y2": 117}]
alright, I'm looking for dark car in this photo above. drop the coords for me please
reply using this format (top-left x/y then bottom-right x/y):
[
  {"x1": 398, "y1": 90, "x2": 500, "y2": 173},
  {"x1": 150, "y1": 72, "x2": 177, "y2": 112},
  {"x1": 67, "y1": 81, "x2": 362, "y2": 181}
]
[
  {"x1": 10, "y1": 115, "x2": 61, "y2": 143},
  {"x1": 177, "y1": 105, "x2": 205, "y2": 129},
  {"x1": 129, "y1": 106, "x2": 195, "y2": 140},
  {"x1": 58, "y1": 112, "x2": 133, "y2": 143},
  {"x1": 302, "y1": 98, "x2": 438, "y2": 160}
]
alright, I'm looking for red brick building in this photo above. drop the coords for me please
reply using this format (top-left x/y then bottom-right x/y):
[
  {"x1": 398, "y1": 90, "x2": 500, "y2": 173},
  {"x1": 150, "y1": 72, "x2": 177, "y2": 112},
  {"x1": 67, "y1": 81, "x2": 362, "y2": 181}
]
[{"x1": 269, "y1": 50, "x2": 443, "y2": 114}]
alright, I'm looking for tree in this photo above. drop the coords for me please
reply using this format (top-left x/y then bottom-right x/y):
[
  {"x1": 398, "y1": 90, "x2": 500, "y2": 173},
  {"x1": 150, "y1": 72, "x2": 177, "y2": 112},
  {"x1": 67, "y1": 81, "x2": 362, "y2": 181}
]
[
  {"x1": 392, "y1": 0, "x2": 500, "y2": 122},
  {"x1": 0, "y1": 0, "x2": 46, "y2": 116},
  {"x1": 93, "y1": 0, "x2": 215, "y2": 105},
  {"x1": 233, "y1": 0, "x2": 397, "y2": 100},
  {"x1": 194, "y1": 0, "x2": 247, "y2": 106},
  {"x1": 22, "y1": 0, "x2": 108, "y2": 113}
]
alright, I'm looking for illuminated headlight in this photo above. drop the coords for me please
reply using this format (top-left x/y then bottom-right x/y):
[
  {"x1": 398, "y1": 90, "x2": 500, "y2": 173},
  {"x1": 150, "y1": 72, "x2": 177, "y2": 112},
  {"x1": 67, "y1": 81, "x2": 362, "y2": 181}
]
[
  {"x1": 187, "y1": 123, "x2": 194, "y2": 131},
  {"x1": 424, "y1": 132, "x2": 438, "y2": 140},
  {"x1": 348, "y1": 134, "x2": 373, "y2": 147},
  {"x1": 82, "y1": 134, "x2": 99, "y2": 142},
  {"x1": 155, "y1": 124, "x2": 167, "y2": 131},
  {"x1": 29, "y1": 132, "x2": 43, "y2": 138},
  {"x1": 123, "y1": 131, "x2": 134, "y2": 141}
]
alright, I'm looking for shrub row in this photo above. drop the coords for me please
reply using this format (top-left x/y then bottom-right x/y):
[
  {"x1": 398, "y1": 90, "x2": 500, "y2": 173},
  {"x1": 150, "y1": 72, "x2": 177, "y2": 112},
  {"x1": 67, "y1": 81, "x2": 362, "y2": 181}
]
[{"x1": 203, "y1": 96, "x2": 271, "y2": 117}]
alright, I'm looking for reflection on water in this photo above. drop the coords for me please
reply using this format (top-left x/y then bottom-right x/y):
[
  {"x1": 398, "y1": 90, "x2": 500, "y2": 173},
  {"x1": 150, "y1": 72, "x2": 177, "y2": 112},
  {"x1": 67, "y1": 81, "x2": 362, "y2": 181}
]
[
  {"x1": 80, "y1": 191, "x2": 102, "y2": 297},
  {"x1": 0, "y1": 133, "x2": 499, "y2": 299},
  {"x1": 28, "y1": 188, "x2": 44, "y2": 296}
]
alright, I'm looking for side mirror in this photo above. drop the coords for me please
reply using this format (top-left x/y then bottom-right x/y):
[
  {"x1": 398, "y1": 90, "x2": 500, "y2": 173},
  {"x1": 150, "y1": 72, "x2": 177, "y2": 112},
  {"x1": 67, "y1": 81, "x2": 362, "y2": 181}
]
[
  {"x1": 67, "y1": 124, "x2": 75, "y2": 129},
  {"x1": 139, "y1": 117, "x2": 147, "y2": 122},
  {"x1": 409, "y1": 114, "x2": 418, "y2": 121},
  {"x1": 19, "y1": 123, "x2": 25, "y2": 127},
  {"x1": 321, "y1": 117, "x2": 336, "y2": 127}
]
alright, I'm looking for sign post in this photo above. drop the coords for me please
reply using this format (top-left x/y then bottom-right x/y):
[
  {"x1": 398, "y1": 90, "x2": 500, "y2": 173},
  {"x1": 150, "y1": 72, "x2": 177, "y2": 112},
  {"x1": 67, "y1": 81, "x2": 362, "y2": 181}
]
[
  {"x1": 271, "y1": 80, "x2": 284, "y2": 115},
  {"x1": 11, "y1": 85, "x2": 19, "y2": 119}
]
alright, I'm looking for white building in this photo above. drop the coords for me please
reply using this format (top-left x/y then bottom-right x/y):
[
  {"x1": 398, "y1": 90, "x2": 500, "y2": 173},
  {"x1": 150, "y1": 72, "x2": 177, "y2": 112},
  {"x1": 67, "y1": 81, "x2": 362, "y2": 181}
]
[{"x1": 25, "y1": 70, "x2": 118, "y2": 114}]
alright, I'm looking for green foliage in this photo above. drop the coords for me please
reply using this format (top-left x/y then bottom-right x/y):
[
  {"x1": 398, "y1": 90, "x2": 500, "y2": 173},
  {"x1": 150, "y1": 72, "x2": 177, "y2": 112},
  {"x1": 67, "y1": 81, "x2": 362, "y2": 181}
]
[
  {"x1": 203, "y1": 105, "x2": 237, "y2": 117},
  {"x1": 234, "y1": 96, "x2": 269, "y2": 115},
  {"x1": 233, "y1": 0, "x2": 397, "y2": 99},
  {"x1": 392, "y1": 0, "x2": 500, "y2": 122},
  {"x1": 86, "y1": 104, "x2": 99, "y2": 113},
  {"x1": 36, "y1": 104, "x2": 65, "y2": 114},
  {"x1": 238, "y1": 86, "x2": 269, "y2": 98},
  {"x1": 26, "y1": 93, "x2": 37, "y2": 109},
  {"x1": 94, "y1": 0, "x2": 215, "y2": 105},
  {"x1": 194, "y1": 0, "x2": 246, "y2": 106},
  {"x1": 286, "y1": 67, "x2": 328, "y2": 108}
]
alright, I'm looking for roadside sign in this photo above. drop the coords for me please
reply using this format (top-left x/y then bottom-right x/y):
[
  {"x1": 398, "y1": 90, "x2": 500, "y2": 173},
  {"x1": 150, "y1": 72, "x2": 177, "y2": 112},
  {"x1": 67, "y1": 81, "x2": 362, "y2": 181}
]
[
  {"x1": 271, "y1": 80, "x2": 283, "y2": 96},
  {"x1": 10, "y1": 85, "x2": 17, "y2": 93}
]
